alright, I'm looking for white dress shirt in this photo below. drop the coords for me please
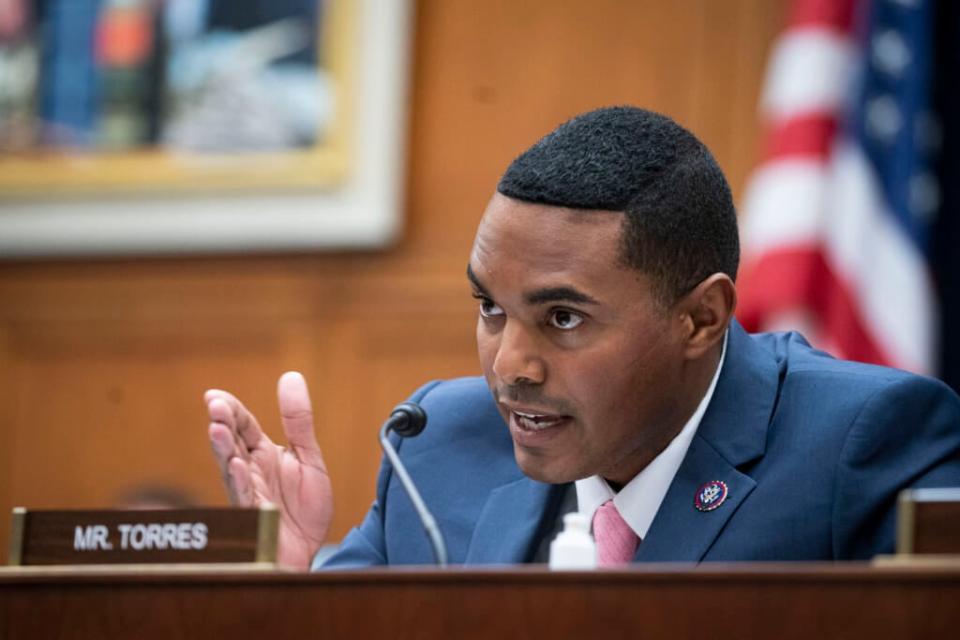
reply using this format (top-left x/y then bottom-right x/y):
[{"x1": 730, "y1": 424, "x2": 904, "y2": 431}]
[{"x1": 575, "y1": 332, "x2": 728, "y2": 540}]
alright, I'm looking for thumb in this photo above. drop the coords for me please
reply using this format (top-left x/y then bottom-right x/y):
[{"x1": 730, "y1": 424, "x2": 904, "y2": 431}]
[{"x1": 277, "y1": 371, "x2": 325, "y2": 468}]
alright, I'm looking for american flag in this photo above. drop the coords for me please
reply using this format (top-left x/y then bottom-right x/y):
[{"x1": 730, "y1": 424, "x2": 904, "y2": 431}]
[{"x1": 737, "y1": 0, "x2": 940, "y2": 375}]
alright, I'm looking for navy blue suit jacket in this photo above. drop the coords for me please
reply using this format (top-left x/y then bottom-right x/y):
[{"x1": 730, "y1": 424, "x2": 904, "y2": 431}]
[{"x1": 322, "y1": 321, "x2": 960, "y2": 567}]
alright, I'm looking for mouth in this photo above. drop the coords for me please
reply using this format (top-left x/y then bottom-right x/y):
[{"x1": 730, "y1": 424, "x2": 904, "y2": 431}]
[
  {"x1": 512, "y1": 409, "x2": 567, "y2": 431},
  {"x1": 503, "y1": 405, "x2": 572, "y2": 445}
]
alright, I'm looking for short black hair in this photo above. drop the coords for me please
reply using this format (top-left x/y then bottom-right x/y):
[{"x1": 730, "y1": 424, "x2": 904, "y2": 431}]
[{"x1": 497, "y1": 106, "x2": 739, "y2": 306}]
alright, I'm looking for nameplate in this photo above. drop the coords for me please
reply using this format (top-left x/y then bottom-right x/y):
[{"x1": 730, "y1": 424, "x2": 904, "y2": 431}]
[
  {"x1": 8, "y1": 506, "x2": 278, "y2": 566},
  {"x1": 897, "y1": 488, "x2": 960, "y2": 555}
]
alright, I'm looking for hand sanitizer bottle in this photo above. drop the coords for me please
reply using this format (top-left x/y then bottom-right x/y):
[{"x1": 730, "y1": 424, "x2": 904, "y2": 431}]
[{"x1": 549, "y1": 512, "x2": 597, "y2": 569}]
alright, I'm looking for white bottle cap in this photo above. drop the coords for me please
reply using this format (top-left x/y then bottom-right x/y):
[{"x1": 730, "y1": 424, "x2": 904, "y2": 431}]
[
  {"x1": 548, "y1": 512, "x2": 597, "y2": 570},
  {"x1": 567, "y1": 512, "x2": 589, "y2": 528}
]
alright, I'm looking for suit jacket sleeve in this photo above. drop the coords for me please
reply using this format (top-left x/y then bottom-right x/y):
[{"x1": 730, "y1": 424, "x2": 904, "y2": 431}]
[
  {"x1": 315, "y1": 380, "x2": 443, "y2": 569},
  {"x1": 833, "y1": 374, "x2": 960, "y2": 558}
]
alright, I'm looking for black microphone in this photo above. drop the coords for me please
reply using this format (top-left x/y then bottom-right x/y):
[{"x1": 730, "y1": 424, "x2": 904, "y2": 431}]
[{"x1": 378, "y1": 402, "x2": 448, "y2": 567}]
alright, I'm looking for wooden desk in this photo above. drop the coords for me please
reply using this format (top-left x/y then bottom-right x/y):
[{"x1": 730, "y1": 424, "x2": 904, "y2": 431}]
[{"x1": 1, "y1": 563, "x2": 958, "y2": 639}]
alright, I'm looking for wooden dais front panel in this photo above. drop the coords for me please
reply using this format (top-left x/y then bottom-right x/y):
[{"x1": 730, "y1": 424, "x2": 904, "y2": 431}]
[{"x1": 0, "y1": 565, "x2": 958, "y2": 639}]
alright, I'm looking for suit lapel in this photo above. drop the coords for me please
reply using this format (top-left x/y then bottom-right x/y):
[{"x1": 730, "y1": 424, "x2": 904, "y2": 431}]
[
  {"x1": 465, "y1": 478, "x2": 566, "y2": 564},
  {"x1": 635, "y1": 435, "x2": 756, "y2": 561},
  {"x1": 637, "y1": 320, "x2": 780, "y2": 562}
]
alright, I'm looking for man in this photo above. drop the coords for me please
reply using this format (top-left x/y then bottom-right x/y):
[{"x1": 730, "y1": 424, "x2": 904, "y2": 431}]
[{"x1": 206, "y1": 107, "x2": 960, "y2": 570}]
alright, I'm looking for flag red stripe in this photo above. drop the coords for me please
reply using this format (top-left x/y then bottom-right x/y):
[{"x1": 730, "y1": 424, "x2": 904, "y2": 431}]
[
  {"x1": 737, "y1": 247, "x2": 893, "y2": 367},
  {"x1": 786, "y1": 0, "x2": 858, "y2": 32},
  {"x1": 762, "y1": 113, "x2": 838, "y2": 162}
]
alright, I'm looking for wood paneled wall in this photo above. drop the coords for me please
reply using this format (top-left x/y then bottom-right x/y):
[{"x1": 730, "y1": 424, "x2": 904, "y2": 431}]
[{"x1": 0, "y1": 0, "x2": 784, "y2": 561}]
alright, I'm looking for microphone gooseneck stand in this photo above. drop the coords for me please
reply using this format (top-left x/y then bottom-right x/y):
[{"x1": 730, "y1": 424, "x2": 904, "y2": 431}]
[{"x1": 378, "y1": 401, "x2": 449, "y2": 567}]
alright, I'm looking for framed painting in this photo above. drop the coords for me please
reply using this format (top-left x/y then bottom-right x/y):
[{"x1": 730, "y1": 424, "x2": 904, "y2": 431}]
[{"x1": 0, "y1": 0, "x2": 412, "y2": 255}]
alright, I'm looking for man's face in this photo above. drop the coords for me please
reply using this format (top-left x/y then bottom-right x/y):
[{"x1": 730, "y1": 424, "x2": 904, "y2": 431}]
[{"x1": 469, "y1": 194, "x2": 692, "y2": 486}]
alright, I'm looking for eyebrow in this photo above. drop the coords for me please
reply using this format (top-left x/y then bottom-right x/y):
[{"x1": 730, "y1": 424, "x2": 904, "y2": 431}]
[
  {"x1": 466, "y1": 263, "x2": 489, "y2": 296},
  {"x1": 525, "y1": 286, "x2": 598, "y2": 306},
  {"x1": 466, "y1": 263, "x2": 599, "y2": 306}
]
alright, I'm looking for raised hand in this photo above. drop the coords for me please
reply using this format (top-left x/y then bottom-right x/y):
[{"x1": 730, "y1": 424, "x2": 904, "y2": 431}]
[{"x1": 206, "y1": 371, "x2": 333, "y2": 570}]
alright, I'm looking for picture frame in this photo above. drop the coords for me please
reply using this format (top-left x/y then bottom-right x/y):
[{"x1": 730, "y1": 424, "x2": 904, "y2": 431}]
[{"x1": 0, "y1": 0, "x2": 413, "y2": 256}]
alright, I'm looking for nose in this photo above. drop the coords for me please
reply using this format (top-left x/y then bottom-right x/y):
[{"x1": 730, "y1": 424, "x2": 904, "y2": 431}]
[{"x1": 492, "y1": 320, "x2": 546, "y2": 385}]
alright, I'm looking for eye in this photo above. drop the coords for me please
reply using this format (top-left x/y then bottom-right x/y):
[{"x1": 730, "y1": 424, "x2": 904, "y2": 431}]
[
  {"x1": 548, "y1": 309, "x2": 584, "y2": 330},
  {"x1": 473, "y1": 294, "x2": 504, "y2": 318}
]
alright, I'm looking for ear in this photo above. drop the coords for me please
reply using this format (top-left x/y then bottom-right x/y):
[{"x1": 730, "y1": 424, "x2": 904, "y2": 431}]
[{"x1": 678, "y1": 273, "x2": 737, "y2": 360}]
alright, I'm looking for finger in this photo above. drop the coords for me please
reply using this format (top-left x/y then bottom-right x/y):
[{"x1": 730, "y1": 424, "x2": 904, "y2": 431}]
[
  {"x1": 208, "y1": 421, "x2": 237, "y2": 464},
  {"x1": 277, "y1": 371, "x2": 326, "y2": 468},
  {"x1": 207, "y1": 397, "x2": 249, "y2": 459},
  {"x1": 205, "y1": 389, "x2": 267, "y2": 454},
  {"x1": 209, "y1": 422, "x2": 244, "y2": 503},
  {"x1": 228, "y1": 456, "x2": 256, "y2": 506}
]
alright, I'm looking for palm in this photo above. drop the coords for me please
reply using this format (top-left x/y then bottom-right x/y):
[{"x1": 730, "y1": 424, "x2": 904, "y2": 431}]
[
  {"x1": 207, "y1": 372, "x2": 333, "y2": 570},
  {"x1": 250, "y1": 443, "x2": 333, "y2": 568}
]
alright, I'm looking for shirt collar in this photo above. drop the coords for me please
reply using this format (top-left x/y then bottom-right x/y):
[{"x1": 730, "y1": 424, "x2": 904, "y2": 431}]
[{"x1": 575, "y1": 331, "x2": 728, "y2": 539}]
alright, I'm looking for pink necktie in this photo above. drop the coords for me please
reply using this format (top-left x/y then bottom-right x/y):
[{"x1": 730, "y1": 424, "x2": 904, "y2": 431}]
[{"x1": 592, "y1": 499, "x2": 640, "y2": 567}]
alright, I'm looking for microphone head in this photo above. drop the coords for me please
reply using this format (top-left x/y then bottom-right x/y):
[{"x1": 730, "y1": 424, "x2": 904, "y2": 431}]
[{"x1": 389, "y1": 402, "x2": 428, "y2": 437}]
